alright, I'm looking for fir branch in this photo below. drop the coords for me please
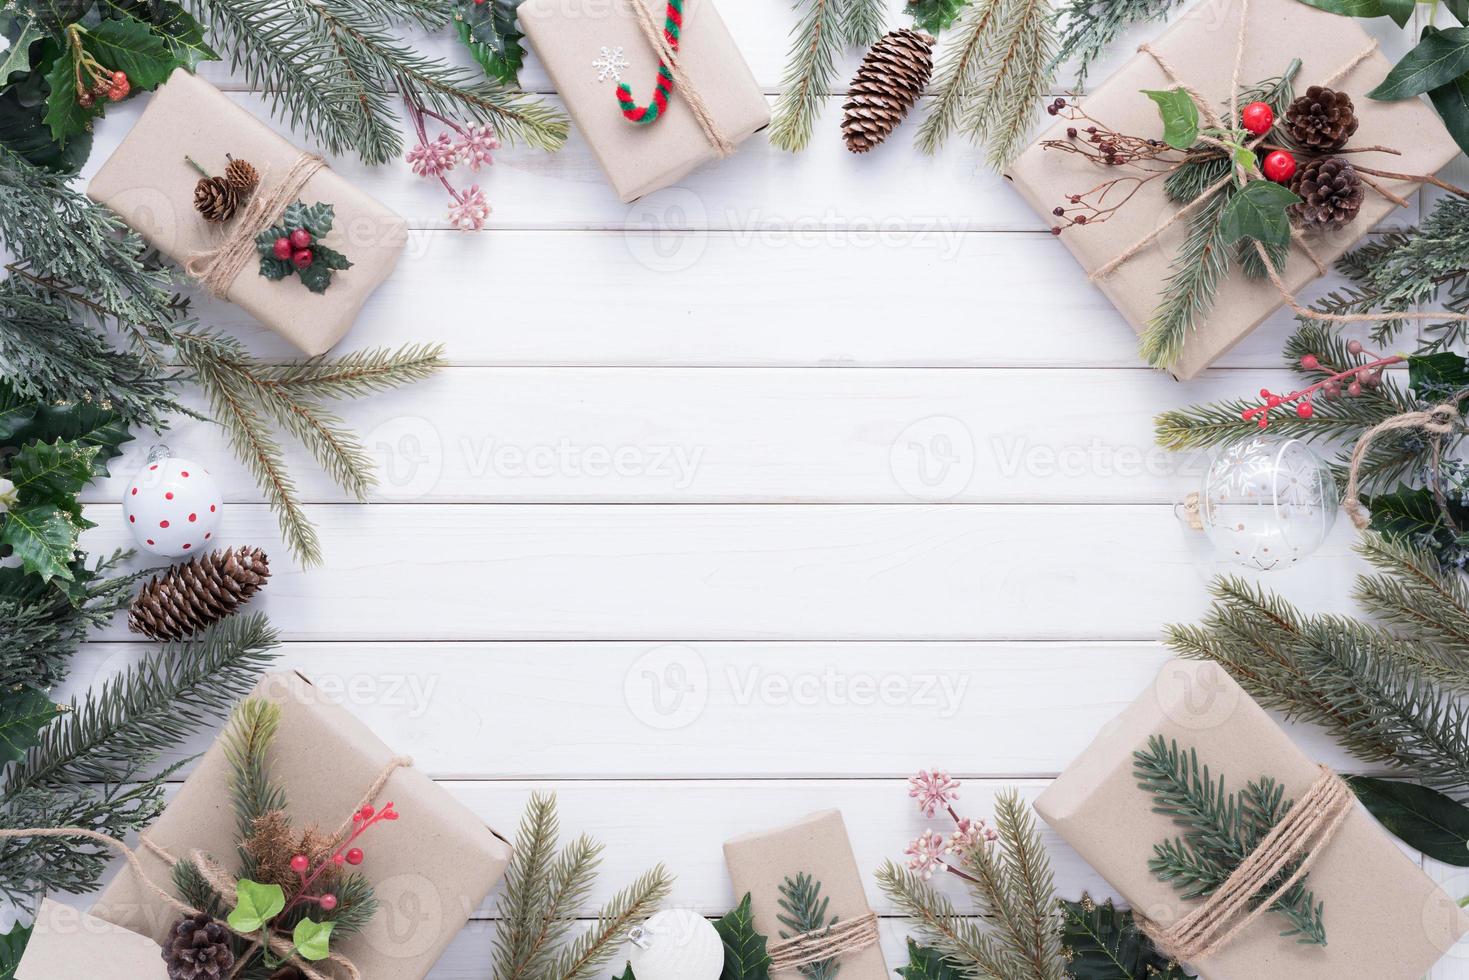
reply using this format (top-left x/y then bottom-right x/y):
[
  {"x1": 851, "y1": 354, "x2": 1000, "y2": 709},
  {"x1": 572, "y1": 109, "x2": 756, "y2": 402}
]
[
  {"x1": 1140, "y1": 188, "x2": 1233, "y2": 370},
  {"x1": 961, "y1": 0, "x2": 1056, "y2": 168},
  {"x1": 876, "y1": 862, "x2": 1014, "y2": 979},
  {"x1": 257, "y1": 343, "x2": 445, "y2": 398},
  {"x1": 989, "y1": 792, "x2": 1063, "y2": 978},
  {"x1": 777, "y1": 873, "x2": 838, "y2": 980},
  {"x1": 915, "y1": 0, "x2": 995, "y2": 156},
  {"x1": 541, "y1": 863, "x2": 673, "y2": 980},
  {"x1": 221, "y1": 697, "x2": 287, "y2": 858},
  {"x1": 1354, "y1": 534, "x2": 1469, "y2": 688},
  {"x1": 1051, "y1": 0, "x2": 1183, "y2": 87},
  {"x1": 839, "y1": 0, "x2": 886, "y2": 46},
  {"x1": 494, "y1": 792, "x2": 560, "y2": 980},
  {"x1": 771, "y1": 0, "x2": 846, "y2": 152}
]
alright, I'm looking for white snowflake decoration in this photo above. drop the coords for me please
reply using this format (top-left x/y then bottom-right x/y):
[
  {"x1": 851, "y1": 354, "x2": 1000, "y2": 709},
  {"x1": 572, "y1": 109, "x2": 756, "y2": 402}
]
[{"x1": 592, "y1": 46, "x2": 630, "y2": 83}]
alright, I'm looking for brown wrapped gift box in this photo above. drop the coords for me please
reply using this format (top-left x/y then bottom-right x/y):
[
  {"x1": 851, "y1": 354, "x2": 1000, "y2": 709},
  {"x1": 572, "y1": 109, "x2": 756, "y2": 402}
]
[
  {"x1": 1006, "y1": 0, "x2": 1460, "y2": 379},
  {"x1": 87, "y1": 69, "x2": 407, "y2": 356},
  {"x1": 16, "y1": 900, "x2": 165, "y2": 979},
  {"x1": 1034, "y1": 657, "x2": 1469, "y2": 978},
  {"x1": 92, "y1": 671, "x2": 512, "y2": 980},
  {"x1": 518, "y1": 0, "x2": 769, "y2": 203},
  {"x1": 723, "y1": 809, "x2": 888, "y2": 980}
]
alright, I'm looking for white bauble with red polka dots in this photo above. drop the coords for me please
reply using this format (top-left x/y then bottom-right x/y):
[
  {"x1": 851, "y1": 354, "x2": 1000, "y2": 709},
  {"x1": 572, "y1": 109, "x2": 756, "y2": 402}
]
[{"x1": 122, "y1": 449, "x2": 223, "y2": 558}]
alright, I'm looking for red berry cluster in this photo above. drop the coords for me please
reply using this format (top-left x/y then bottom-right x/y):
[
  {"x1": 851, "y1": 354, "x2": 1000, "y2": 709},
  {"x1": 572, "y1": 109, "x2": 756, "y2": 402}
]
[
  {"x1": 1244, "y1": 340, "x2": 1401, "y2": 429},
  {"x1": 272, "y1": 227, "x2": 316, "y2": 270},
  {"x1": 282, "y1": 802, "x2": 400, "y2": 918},
  {"x1": 1238, "y1": 100, "x2": 1297, "y2": 184},
  {"x1": 78, "y1": 69, "x2": 129, "y2": 109}
]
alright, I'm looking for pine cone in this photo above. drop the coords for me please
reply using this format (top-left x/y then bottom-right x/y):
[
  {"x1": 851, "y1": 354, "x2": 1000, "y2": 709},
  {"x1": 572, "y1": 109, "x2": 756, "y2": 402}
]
[
  {"x1": 224, "y1": 154, "x2": 260, "y2": 195},
  {"x1": 162, "y1": 912, "x2": 235, "y2": 980},
  {"x1": 1289, "y1": 155, "x2": 1364, "y2": 230},
  {"x1": 1284, "y1": 86, "x2": 1359, "y2": 151},
  {"x1": 193, "y1": 176, "x2": 240, "y2": 223},
  {"x1": 841, "y1": 28, "x2": 935, "y2": 153},
  {"x1": 129, "y1": 546, "x2": 271, "y2": 640}
]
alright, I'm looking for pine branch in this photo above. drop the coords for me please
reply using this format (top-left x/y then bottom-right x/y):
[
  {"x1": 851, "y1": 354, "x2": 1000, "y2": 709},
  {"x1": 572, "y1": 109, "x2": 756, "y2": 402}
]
[
  {"x1": 542, "y1": 863, "x2": 673, "y2": 980},
  {"x1": 771, "y1": 0, "x2": 846, "y2": 152},
  {"x1": 1051, "y1": 0, "x2": 1183, "y2": 87},
  {"x1": 915, "y1": 0, "x2": 996, "y2": 155},
  {"x1": 777, "y1": 872, "x2": 838, "y2": 980},
  {"x1": 1354, "y1": 534, "x2": 1469, "y2": 686},
  {"x1": 493, "y1": 791, "x2": 560, "y2": 980},
  {"x1": 839, "y1": 0, "x2": 886, "y2": 46},
  {"x1": 961, "y1": 0, "x2": 1056, "y2": 168},
  {"x1": 990, "y1": 791, "x2": 1064, "y2": 979},
  {"x1": 258, "y1": 343, "x2": 445, "y2": 399},
  {"x1": 875, "y1": 861, "x2": 1017, "y2": 979},
  {"x1": 221, "y1": 697, "x2": 287, "y2": 858},
  {"x1": 1139, "y1": 188, "x2": 1233, "y2": 370}
]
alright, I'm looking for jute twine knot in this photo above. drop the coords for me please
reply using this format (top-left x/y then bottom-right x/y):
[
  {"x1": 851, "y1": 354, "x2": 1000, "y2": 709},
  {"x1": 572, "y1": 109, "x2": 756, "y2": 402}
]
[
  {"x1": 0, "y1": 756, "x2": 412, "y2": 980},
  {"x1": 1342, "y1": 395, "x2": 1468, "y2": 530},
  {"x1": 1136, "y1": 765, "x2": 1353, "y2": 964},
  {"x1": 627, "y1": 0, "x2": 734, "y2": 156},
  {"x1": 184, "y1": 153, "x2": 326, "y2": 298},
  {"x1": 766, "y1": 911, "x2": 880, "y2": 972}
]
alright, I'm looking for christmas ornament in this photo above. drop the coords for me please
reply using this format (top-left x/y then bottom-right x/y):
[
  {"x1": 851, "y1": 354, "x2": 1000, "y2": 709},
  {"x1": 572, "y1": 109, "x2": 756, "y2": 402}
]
[
  {"x1": 1179, "y1": 436, "x2": 1337, "y2": 570},
  {"x1": 1262, "y1": 149, "x2": 1296, "y2": 183},
  {"x1": 1290, "y1": 155, "x2": 1363, "y2": 229},
  {"x1": 1240, "y1": 100, "x2": 1274, "y2": 136},
  {"x1": 128, "y1": 546, "x2": 271, "y2": 640},
  {"x1": 593, "y1": 45, "x2": 630, "y2": 83},
  {"x1": 1285, "y1": 85, "x2": 1358, "y2": 150},
  {"x1": 616, "y1": 0, "x2": 685, "y2": 125},
  {"x1": 162, "y1": 911, "x2": 235, "y2": 980},
  {"x1": 122, "y1": 446, "x2": 224, "y2": 558},
  {"x1": 625, "y1": 908, "x2": 724, "y2": 980},
  {"x1": 841, "y1": 28, "x2": 935, "y2": 153}
]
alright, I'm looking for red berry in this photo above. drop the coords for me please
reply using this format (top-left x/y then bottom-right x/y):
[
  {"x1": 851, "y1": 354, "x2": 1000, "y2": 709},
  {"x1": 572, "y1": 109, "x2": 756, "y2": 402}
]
[
  {"x1": 1296, "y1": 401, "x2": 1314, "y2": 418},
  {"x1": 1348, "y1": 380, "x2": 1363, "y2": 396},
  {"x1": 1241, "y1": 101, "x2": 1274, "y2": 136},
  {"x1": 289, "y1": 228, "x2": 313, "y2": 249},
  {"x1": 361, "y1": 805, "x2": 375, "y2": 819},
  {"x1": 272, "y1": 237, "x2": 293, "y2": 260},
  {"x1": 1262, "y1": 150, "x2": 1296, "y2": 184},
  {"x1": 346, "y1": 848, "x2": 364, "y2": 866},
  {"x1": 319, "y1": 894, "x2": 338, "y2": 912},
  {"x1": 78, "y1": 91, "x2": 95, "y2": 109},
  {"x1": 290, "y1": 854, "x2": 310, "y2": 874},
  {"x1": 1299, "y1": 354, "x2": 1319, "y2": 371},
  {"x1": 112, "y1": 70, "x2": 127, "y2": 84},
  {"x1": 1347, "y1": 339, "x2": 1364, "y2": 354},
  {"x1": 1266, "y1": 395, "x2": 1282, "y2": 408},
  {"x1": 334, "y1": 853, "x2": 346, "y2": 865},
  {"x1": 292, "y1": 248, "x2": 314, "y2": 269}
]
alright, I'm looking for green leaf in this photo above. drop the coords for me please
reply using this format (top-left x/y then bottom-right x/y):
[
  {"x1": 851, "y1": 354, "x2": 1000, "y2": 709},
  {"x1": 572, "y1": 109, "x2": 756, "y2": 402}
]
[
  {"x1": 81, "y1": 15, "x2": 180, "y2": 89},
  {"x1": 227, "y1": 879, "x2": 286, "y2": 933},
  {"x1": 0, "y1": 504, "x2": 78, "y2": 582},
  {"x1": 715, "y1": 893, "x2": 771, "y2": 980},
  {"x1": 1293, "y1": 0, "x2": 1394, "y2": 16},
  {"x1": 612, "y1": 965, "x2": 637, "y2": 980},
  {"x1": 9, "y1": 439, "x2": 99, "y2": 510},
  {"x1": 281, "y1": 201, "x2": 307, "y2": 229},
  {"x1": 42, "y1": 45, "x2": 92, "y2": 144},
  {"x1": 0, "y1": 384, "x2": 134, "y2": 476},
  {"x1": 1142, "y1": 88, "x2": 1200, "y2": 149},
  {"x1": 0, "y1": 385, "x2": 40, "y2": 443},
  {"x1": 1349, "y1": 776, "x2": 1469, "y2": 866},
  {"x1": 292, "y1": 917, "x2": 333, "y2": 961},
  {"x1": 297, "y1": 201, "x2": 335, "y2": 236},
  {"x1": 1219, "y1": 180, "x2": 1300, "y2": 247},
  {"x1": 258, "y1": 256, "x2": 292, "y2": 281},
  {"x1": 120, "y1": 0, "x2": 219, "y2": 70},
  {"x1": 1450, "y1": 0, "x2": 1469, "y2": 24},
  {"x1": 1408, "y1": 350, "x2": 1469, "y2": 398},
  {"x1": 312, "y1": 242, "x2": 352, "y2": 272},
  {"x1": 895, "y1": 939, "x2": 965, "y2": 979},
  {"x1": 904, "y1": 0, "x2": 970, "y2": 34},
  {"x1": 1383, "y1": 0, "x2": 1417, "y2": 25},
  {"x1": 0, "y1": 690, "x2": 61, "y2": 766},
  {"x1": 1370, "y1": 26, "x2": 1469, "y2": 100},
  {"x1": 1430, "y1": 73, "x2": 1469, "y2": 155},
  {"x1": 1059, "y1": 897, "x2": 1195, "y2": 979},
  {"x1": 0, "y1": 922, "x2": 32, "y2": 980},
  {"x1": 0, "y1": 85, "x2": 91, "y2": 170},
  {"x1": 297, "y1": 257, "x2": 333, "y2": 293},
  {"x1": 454, "y1": 0, "x2": 525, "y2": 85},
  {"x1": 0, "y1": 14, "x2": 45, "y2": 85}
]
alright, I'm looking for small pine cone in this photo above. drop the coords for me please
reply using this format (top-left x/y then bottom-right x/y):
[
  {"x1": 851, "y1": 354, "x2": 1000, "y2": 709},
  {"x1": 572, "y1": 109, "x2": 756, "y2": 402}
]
[
  {"x1": 162, "y1": 912, "x2": 235, "y2": 980},
  {"x1": 842, "y1": 28, "x2": 935, "y2": 154},
  {"x1": 1284, "y1": 86, "x2": 1359, "y2": 151},
  {"x1": 224, "y1": 154, "x2": 260, "y2": 195},
  {"x1": 193, "y1": 176, "x2": 240, "y2": 222},
  {"x1": 1289, "y1": 155, "x2": 1364, "y2": 230},
  {"x1": 129, "y1": 546, "x2": 271, "y2": 640}
]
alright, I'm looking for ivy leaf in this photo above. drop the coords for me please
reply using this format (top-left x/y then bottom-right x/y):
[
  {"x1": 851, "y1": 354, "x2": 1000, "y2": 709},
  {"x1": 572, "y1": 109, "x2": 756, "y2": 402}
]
[
  {"x1": 1370, "y1": 26, "x2": 1469, "y2": 100},
  {"x1": 42, "y1": 46, "x2": 93, "y2": 144},
  {"x1": 0, "y1": 14, "x2": 45, "y2": 85},
  {"x1": 904, "y1": 0, "x2": 970, "y2": 34},
  {"x1": 0, "y1": 922, "x2": 31, "y2": 980},
  {"x1": 292, "y1": 917, "x2": 333, "y2": 961},
  {"x1": 1430, "y1": 73, "x2": 1469, "y2": 155},
  {"x1": 0, "y1": 690, "x2": 61, "y2": 766},
  {"x1": 1059, "y1": 896, "x2": 1195, "y2": 979},
  {"x1": 9, "y1": 439, "x2": 99, "y2": 511},
  {"x1": 1348, "y1": 776, "x2": 1469, "y2": 866},
  {"x1": 227, "y1": 879, "x2": 286, "y2": 933},
  {"x1": 1142, "y1": 88, "x2": 1200, "y2": 149},
  {"x1": 1219, "y1": 180, "x2": 1299, "y2": 247},
  {"x1": 0, "y1": 504, "x2": 79, "y2": 582},
  {"x1": 895, "y1": 939, "x2": 965, "y2": 979},
  {"x1": 715, "y1": 893, "x2": 771, "y2": 980},
  {"x1": 82, "y1": 14, "x2": 181, "y2": 89},
  {"x1": 454, "y1": 0, "x2": 525, "y2": 86}
]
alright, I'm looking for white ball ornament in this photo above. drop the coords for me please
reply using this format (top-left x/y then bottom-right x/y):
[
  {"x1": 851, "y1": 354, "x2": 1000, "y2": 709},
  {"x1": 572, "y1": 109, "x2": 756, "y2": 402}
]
[
  {"x1": 625, "y1": 908, "x2": 724, "y2": 980},
  {"x1": 122, "y1": 448, "x2": 223, "y2": 558}
]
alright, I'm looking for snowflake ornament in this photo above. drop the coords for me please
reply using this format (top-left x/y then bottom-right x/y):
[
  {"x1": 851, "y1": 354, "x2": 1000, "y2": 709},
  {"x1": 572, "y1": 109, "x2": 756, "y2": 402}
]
[{"x1": 592, "y1": 45, "x2": 630, "y2": 83}]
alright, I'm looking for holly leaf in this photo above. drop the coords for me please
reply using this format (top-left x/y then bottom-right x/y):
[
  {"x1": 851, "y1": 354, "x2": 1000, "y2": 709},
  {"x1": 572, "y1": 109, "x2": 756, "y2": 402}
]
[
  {"x1": 1142, "y1": 88, "x2": 1200, "y2": 149},
  {"x1": 895, "y1": 940, "x2": 965, "y2": 979},
  {"x1": 297, "y1": 200, "x2": 335, "y2": 236},
  {"x1": 0, "y1": 921, "x2": 32, "y2": 980},
  {"x1": 0, "y1": 383, "x2": 40, "y2": 443},
  {"x1": 227, "y1": 879, "x2": 286, "y2": 934},
  {"x1": 0, "y1": 14, "x2": 45, "y2": 85},
  {"x1": 1219, "y1": 180, "x2": 1300, "y2": 247},
  {"x1": 312, "y1": 242, "x2": 352, "y2": 271},
  {"x1": 116, "y1": 0, "x2": 219, "y2": 71},
  {"x1": 1059, "y1": 896, "x2": 1195, "y2": 979},
  {"x1": 1408, "y1": 350, "x2": 1469, "y2": 399},
  {"x1": 81, "y1": 14, "x2": 180, "y2": 89},
  {"x1": 0, "y1": 690, "x2": 61, "y2": 767},
  {"x1": 1450, "y1": 0, "x2": 1469, "y2": 24},
  {"x1": 0, "y1": 86, "x2": 92, "y2": 170},
  {"x1": 1362, "y1": 484, "x2": 1469, "y2": 567},
  {"x1": 1349, "y1": 776, "x2": 1469, "y2": 866},
  {"x1": 454, "y1": 0, "x2": 525, "y2": 86},
  {"x1": 0, "y1": 504, "x2": 79, "y2": 582},
  {"x1": 904, "y1": 0, "x2": 969, "y2": 34},
  {"x1": 292, "y1": 918, "x2": 333, "y2": 961},
  {"x1": 42, "y1": 47, "x2": 93, "y2": 144},
  {"x1": 0, "y1": 384, "x2": 133, "y2": 476},
  {"x1": 297, "y1": 257, "x2": 333, "y2": 293},
  {"x1": 1370, "y1": 25, "x2": 1469, "y2": 100},
  {"x1": 280, "y1": 200, "x2": 308, "y2": 229},
  {"x1": 611, "y1": 965, "x2": 637, "y2": 980},
  {"x1": 715, "y1": 893, "x2": 771, "y2": 980},
  {"x1": 9, "y1": 439, "x2": 100, "y2": 510},
  {"x1": 1430, "y1": 73, "x2": 1469, "y2": 155},
  {"x1": 258, "y1": 255, "x2": 292, "y2": 281}
]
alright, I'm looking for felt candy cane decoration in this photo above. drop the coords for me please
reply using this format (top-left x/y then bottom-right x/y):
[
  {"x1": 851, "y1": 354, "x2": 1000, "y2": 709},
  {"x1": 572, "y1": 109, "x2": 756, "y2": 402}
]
[{"x1": 616, "y1": 0, "x2": 684, "y2": 125}]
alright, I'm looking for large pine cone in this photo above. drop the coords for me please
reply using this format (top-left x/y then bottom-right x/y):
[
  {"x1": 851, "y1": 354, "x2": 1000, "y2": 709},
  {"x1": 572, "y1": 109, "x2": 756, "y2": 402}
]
[
  {"x1": 193, "y1": 176, "x2": 240, "y2": 222},
  {"x1": 842, "y1": 28, "x2": 935, "y2": 153},
  {"x1": 224, "y1": 154, "x2": 260, "y2": 195},
  {"x1": 129, "y1": 546, "x2": 271, "y2": 640},
  {"x1": 162, "y1": 912, "x2": 235, "y2": 980},
  {"x1": 1284, "y1": 86, "x2": 1359, "y2": 151},
  {"x1": 1290, "y1": 155, "x2": 1364, "y2": 230}
]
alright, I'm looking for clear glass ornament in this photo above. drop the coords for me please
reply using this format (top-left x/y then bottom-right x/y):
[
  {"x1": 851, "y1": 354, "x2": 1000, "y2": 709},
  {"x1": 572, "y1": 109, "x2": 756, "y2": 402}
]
[{"x1": 1187, "y1": 436, "x2": 1338, "y2": 570}]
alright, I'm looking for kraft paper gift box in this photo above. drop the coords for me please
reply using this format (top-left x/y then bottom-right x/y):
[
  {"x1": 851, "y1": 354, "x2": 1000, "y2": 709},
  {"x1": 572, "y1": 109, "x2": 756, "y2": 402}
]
[
  {"x1": 87, "y1": 69, "x2": 407, "y2": 356},
  {"x1": 16, "y1": 900, "x2": 166, "y2": 979},
  {"x1": 518, "y1": 0, "x2": 770, "y2": 202},
  {"x1": 1034, "y1": 657, "x2": 1469, "y2": 979},
  {"x1": 92, "y1": 671, "x2": 512, "y2": 980},
  {"x1": 1005, "y1": 0, "x2": 1460, "y2": 380},
  {"x1": 723, "y1": 809, "x2": 888, "y2": 980}
]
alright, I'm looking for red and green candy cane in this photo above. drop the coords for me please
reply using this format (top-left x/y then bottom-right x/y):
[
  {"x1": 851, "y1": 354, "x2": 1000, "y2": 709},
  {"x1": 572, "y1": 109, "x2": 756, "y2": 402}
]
[{"x1": 617, "y1": 0, "x2": 684, "y2": 125}]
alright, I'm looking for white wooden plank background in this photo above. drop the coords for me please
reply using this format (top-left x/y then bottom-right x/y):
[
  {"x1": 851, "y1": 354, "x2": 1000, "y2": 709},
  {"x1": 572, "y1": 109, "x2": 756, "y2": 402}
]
[{"x1": 53, "y1": 0, "x2": 1469, "y2": 975}]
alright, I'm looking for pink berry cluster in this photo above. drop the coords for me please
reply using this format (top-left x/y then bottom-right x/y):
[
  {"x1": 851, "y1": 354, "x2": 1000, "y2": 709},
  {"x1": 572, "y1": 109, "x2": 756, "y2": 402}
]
[
  {"x1": 404, "y1": 102, "x2": 499, "y2": 232},
  {"x1": 901, "y1": 770, "x2": 998, "y2": 882},
  {"x1": 284, "y1": 802, "x2": 400, "y2": 916},
  {"x1": 271, "y1": 226, "x2": 317, "y2": 272},
  {"x1": 1243, "y1": 340, "x2": 1402, "y2": 429}
]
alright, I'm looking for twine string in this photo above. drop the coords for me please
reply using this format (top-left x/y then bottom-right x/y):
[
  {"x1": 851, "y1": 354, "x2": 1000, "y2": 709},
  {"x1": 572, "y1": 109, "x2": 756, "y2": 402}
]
[
  {"x1": 627, "y1": 0, "x2": 735, "y2": 155},
  {"x1": 765, "y1": 911, "x2": 880, "y2": 971},
  {"x1": 1137, "y1": 766, "x2": 1353, "y2": 964},
  {"x1": 0, "y1": 755, "x2": 412, "y2": 980},
  {"x1": 184, "y1": 154, "x2": 326, "y2": 298},
  {"x1": 1341, "y1": 394, "x2": 1469, "y2": 529}
]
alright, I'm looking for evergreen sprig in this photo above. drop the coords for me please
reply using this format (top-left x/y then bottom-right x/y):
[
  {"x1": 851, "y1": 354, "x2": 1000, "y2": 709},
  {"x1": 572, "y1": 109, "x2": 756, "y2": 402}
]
[
  {"x1": 771, "y1": 0, "x2": 885, "y2": 152},
  {"x1": 1354, "y1": 533, "x2": 1469, "y2": 685},
  {"x1": 777, "y1": 873, "x2": 837, "y2": 980},
  {"x1": 221, "y1": 696, "x2": 286, "y2": 870},
  {"x1": 914, "y1": 0, "x2": 992, "y2": 155},
  {"x1": 1050, "y1": 0, "x2": 1184, "y2": 87}
]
